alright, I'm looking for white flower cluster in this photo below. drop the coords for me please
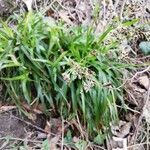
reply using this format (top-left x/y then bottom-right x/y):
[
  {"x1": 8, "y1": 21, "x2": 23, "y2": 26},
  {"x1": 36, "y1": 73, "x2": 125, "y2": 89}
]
[{"x1": 62, "y1": 59, "x2": 96, "y2": 92}]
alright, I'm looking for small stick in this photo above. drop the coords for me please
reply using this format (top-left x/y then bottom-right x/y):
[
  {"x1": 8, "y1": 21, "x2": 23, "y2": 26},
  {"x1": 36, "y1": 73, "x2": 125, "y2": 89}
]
[
  {"x1": 130, "y1": 81, "x2": 150, "y2": 145},
  {"x1": 11, "y1": 115, "x2": 49, "y2": 134},
  {"x1": 119, "y1": 0, "x2": 127, "y2": 20},
  {"x1": 131, "y1": 66, "x2": 150, "y2": 82}
]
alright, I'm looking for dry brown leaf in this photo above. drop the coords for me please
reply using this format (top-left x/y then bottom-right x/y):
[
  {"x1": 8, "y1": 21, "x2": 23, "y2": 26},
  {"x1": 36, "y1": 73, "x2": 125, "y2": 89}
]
[
  {"x1": 36, "y1": 132, "x2": 47, "y2": 139},
  {"x1": 49, "y1": 135, "x2": 60, "y2": 150},
  {"x1": 118, "y1": 122, "x2": 132, "y2": 138},
  {"x1": 27, "y1": 113, "x2": 37, "y2": 121},
  {"x1": 58, "y1": 10, "x2": 73, "y2": 25},
  {"x1": 112, "y1": 137, "x2": 127, "y2": 150},
  {"x1": 50, "y1": 118, "x2": 62, "y2": 135},
  {"x1": 138, "y1": 75, "x2": 150, "y2": 90},
  {"x1": 22, "y1": 102, "x2": 43, "y2": 114},
  {"x1": 112, "y1": 121, "x2": 132, "y2": 138},
  {"x1": 44, "y1": 121, "x2": 51, "y2": 133},
  {"x1": 0, "y1": 106, "x2": 16, "y2": 113},
  {"x1": 108, "y1": 135, "x2": 128, "y2": 150}
]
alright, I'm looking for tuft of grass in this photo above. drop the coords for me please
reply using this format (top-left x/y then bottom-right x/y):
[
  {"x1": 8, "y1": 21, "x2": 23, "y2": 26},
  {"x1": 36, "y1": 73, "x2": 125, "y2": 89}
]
[{"x1": 0, "y1": 12, "x2": 124, "y2": 137}]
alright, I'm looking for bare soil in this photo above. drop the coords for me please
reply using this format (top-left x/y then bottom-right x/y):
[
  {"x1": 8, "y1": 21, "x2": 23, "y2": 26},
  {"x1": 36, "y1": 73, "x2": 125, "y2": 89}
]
[{"x1": 0, "y1": 108, "x2": 47, "y2": 149}]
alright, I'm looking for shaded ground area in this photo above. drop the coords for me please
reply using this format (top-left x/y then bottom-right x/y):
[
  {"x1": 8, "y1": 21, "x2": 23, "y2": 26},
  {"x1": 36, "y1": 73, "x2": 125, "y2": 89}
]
[{"x1": 0, "y1": 108, "x2": 48, "y2": 149}]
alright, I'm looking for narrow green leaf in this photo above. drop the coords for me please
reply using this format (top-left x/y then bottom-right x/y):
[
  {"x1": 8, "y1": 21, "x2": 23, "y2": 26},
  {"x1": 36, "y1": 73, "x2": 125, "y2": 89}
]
[{"x1": 122, "y1": 19, "x2": 139, "y2": 27}]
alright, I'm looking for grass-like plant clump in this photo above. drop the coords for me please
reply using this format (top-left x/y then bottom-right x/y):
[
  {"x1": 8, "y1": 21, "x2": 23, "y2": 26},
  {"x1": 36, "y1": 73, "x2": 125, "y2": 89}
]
[{"x1": 0, "y1": 12, "x2": 124, "y2": 137}]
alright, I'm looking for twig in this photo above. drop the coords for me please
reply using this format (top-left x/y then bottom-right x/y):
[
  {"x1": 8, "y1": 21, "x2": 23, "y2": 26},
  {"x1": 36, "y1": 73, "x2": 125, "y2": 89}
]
[
  {"x1": 41, "y1": 0, "x2": 57, "y2": 14},
  {"x1": 76, "y1": 113, "x2": 85, "y2": 138},
  {"x1": 119, "y1": 0, "x2": 127, "y2": 20},
  {"x1": 91, "y1": 143, "x2": 107, "y2": 150},
  {"x1": 106, "y1": 0, "x2": 119, "y2": 26},
  {"x1": 61, "y1": 117, "x2": 64, "y2": 150},
  {"x1": 130, "y1": 81, "x2": 150, "y2": 145},
  {"x1": 128, "y1": 142, "x2": 150, "y2": 148},
  {"x1": 11, "y1": 115, "x2": 49, "y2": 134},
  {"x1": 102, "y1": 0, "x2": 106, "y2": 22},
  {"x1": 146, "y1": 123, "x2": 150, "y2": 150},
  {"x1": 131, "y1": 66, "x2": 150, "y2": 82},
  {"x1": 0, "y1": 136, "x2": 42, "y2": 143},
  {"x1": 116, "y1": 105, "x2": 140, "y2": 114}
]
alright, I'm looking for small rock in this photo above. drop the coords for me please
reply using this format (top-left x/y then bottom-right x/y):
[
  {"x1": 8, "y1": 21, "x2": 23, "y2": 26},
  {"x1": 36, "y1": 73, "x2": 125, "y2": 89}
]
[{"x1": 139, "y1": 41, "x2": 150, "y2": 55}]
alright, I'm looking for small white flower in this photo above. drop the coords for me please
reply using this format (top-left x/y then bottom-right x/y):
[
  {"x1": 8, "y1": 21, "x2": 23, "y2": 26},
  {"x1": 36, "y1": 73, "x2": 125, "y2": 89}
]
[{"x1": 62, "y1": 72, "x2": 70, "y2": 83}]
